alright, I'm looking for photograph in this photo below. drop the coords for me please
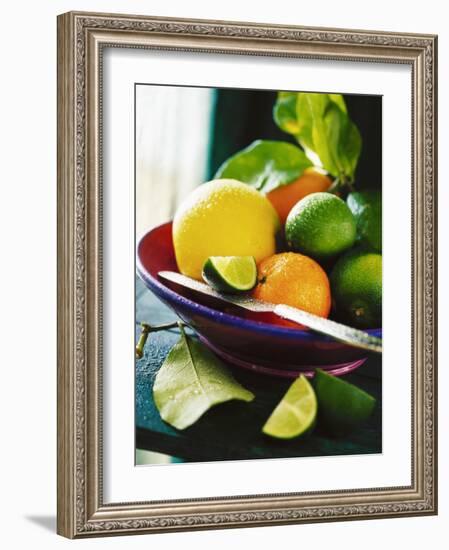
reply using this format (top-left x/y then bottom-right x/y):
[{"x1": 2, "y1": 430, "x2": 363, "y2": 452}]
[{"x1": 135, "y1": 85, "x2": 383, "y2": 465}]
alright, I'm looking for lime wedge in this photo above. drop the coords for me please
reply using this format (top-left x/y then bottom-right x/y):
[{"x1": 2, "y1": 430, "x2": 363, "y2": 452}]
[
  {"x1": 202, "y1": 256, "x2": 257, "y2": 293},
  {"x1": 314, "y1": 369, "x2": 376, "y2": 434},
  {"x1": 262, "y1": 375, "x2": 317, "y2": 439}
]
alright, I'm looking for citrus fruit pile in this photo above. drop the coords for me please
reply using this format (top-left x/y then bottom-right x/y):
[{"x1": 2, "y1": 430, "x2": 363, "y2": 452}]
[
  {"x1": 163, "y1": 92, "x2": 381, "y2": 442},
  {"x1": 173, "y1": 177, "x2": 382, "y2": 330},
  {"x1": 170, "y1": 91, "x2": 382, "y2": 329}
]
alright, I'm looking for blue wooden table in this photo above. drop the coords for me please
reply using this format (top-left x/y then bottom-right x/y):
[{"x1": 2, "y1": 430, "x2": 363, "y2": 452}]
[{"x1": 136, "y1": 278, "x2": 382, "y2": 462}]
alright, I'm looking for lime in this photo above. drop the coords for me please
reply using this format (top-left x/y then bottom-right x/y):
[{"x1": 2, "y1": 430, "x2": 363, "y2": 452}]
[
  {"x1": 330, "y1": 248, "x2": 382, "y2": 328},
  {"x1": 285, "y1": 192, "x2": 356, "y2": 260},
  {"x1": 173, "y1": 179, "x2": 280, "y2": 280},
  {"x1": 314, "y1": 369, "x2": 376, "y2": 434},
  {"x1": 347, "y1": 190, "x2": 382, "y2": 252},
  {"x1": 262, "y1": 375, "x2": 317, "y2": 439},
  {"x1": 202, "y1": 256, "x2": 257, "y2": 293}
]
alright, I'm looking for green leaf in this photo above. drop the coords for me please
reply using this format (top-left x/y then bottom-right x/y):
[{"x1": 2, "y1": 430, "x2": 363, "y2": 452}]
[
  {"x1": 347, "y1": 190, "x2": 382, "y2": 251},
  {"x1": 305, "y1": 94, "x2": 341, "y2": 176},
  {"x1": 273, "y1": 92, "x2": 299, "y2": 134},
  {"x1": 214, "y1": 140, "x2": 313, "y2": 194},
  {"x1": 153, "y1": 327, "x2": 254, "y2": 430},
  {"x1": 274, "y1": 92, "x2": 362, "y2": 182},
  {"x1": 339, "y1": 116, "x2": 362, "y2": 180},
  {"x1": 294, "y1": 93, "x2": 315, "y2": 149},
  {"x1": 328, "y1": 94, "x2": 347, "y2": 113}
]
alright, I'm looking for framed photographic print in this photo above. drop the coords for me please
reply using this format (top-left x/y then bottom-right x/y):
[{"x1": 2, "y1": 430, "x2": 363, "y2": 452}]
[{"x1": 57, "y1": 11, "x2": 438, "y2": 538}]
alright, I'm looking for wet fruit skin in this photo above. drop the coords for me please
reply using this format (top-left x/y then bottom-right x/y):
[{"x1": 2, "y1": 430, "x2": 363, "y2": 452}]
[
  {"x1": 330, "y1": 248, "x2": 382, "y2": 328},
  {"x1": 202, "y1": 256, "x2": 257, "y2": 293},
  {"x1": 262, "y1": 375, "x2": 317, "y2": 439},
  {"x1": 314, "y1": 369, "x2": 376, "y2": 435},
  {"x1": 172, "y1": 179, "x2": 280, "y2": 280},
  {"x1": 266, "y1": 168, "x2": 332, "y2": 225},
  {"x1": 252, "y1": 252, "x2": 331, "y2": 329},
  {"x1": 285, "y1": 192, "x2": 357, "y2": 261}
]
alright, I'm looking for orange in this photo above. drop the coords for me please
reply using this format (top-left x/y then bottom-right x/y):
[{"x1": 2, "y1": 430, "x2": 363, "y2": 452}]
[
  {"x1": 266, "y1": 168, "x2": 332, "y2": 225},
  {"x1": 253, "y1": 252, "x2": 331, "y2": 328}
]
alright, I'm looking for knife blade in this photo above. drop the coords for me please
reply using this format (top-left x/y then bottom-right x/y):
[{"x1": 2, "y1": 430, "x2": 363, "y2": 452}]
[{"x1": 158, "y1": 270, "x2": 382, "y2": 354}]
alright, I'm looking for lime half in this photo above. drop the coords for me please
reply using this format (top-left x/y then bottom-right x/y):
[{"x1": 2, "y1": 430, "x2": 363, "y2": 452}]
[
  {"x1": 202, "y1": 256, "x2": 257, "y2": 293},
  {"x1": 314, "y1": 369, "x2": 376, "y2": 434},
  {"x1": 262, "y1": 375, "x2": 317, "y2": 439}
]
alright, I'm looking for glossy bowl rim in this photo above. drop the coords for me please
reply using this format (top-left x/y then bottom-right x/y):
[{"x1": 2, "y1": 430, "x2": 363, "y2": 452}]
[{"x1": 136, "y1": 223, "x2": 382, "y2": 343}]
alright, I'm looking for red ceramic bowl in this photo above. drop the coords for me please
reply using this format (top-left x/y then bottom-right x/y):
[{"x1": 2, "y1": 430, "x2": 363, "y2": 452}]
[{"x1": 137, "y1": 222, "x2": 382, "y2": 378}]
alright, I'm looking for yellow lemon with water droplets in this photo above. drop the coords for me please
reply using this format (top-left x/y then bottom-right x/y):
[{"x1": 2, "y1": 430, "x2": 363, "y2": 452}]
[{"x1": 173, "y1": 179, "x2": 280, "y2": 280}]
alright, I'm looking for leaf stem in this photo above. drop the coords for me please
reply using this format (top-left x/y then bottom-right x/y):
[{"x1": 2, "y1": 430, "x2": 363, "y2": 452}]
[
  {"x1": 327, "y1": 175, "x2": 354, "y2": 197},
  {"x1": 135, "y1": 321, "x2": 180, "y2": 359},
  {"x1": 177, "y1": 321, "x2": 186, "y2": 337}
]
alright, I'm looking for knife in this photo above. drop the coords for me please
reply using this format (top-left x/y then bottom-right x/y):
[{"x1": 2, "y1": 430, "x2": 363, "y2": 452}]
[{"x1": 158, "y1": 271, "x2": 382, "y2": 354}]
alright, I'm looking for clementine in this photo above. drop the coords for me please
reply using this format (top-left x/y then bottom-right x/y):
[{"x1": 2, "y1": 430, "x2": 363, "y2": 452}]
[
  {"x1": 266, "y1": 168, "x2": 332, "y2": 225},
  {"x1": 253, "y1": 252, "x2": 331, "y2": 328}
]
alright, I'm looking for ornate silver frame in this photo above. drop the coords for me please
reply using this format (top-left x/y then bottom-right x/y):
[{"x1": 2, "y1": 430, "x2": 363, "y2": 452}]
[{"x1": 57, "y1": 11, "x2": 438, "y2": 538}]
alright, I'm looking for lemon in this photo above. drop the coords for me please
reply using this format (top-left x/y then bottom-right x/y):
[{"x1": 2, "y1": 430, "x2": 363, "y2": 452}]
[{"x1": 173, "y1": 179, "x2": 280, "y2": 280}]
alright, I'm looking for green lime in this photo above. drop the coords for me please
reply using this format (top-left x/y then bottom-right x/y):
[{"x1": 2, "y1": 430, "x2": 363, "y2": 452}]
[
  {"x1": 285, "y1": 192, "x2": 356, "y2": 260},
  {"x1": 347, "y1": 190, "x2": 382, "y2": 252},
  {"x1": 202, "y1": 256, "x2": 257, "y2": 293},
  {"x1": 330, "y1": 248, "x2": 382, "y2": 328},
  {"x1": 314, "y1": 369, "x2": 376, "y2": 434},
  {"x1": 262, "y1": 375, "x2": 317, "y2": 439}
]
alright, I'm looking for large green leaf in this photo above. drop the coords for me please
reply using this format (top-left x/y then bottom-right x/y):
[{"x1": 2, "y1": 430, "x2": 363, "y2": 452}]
[
  {"x1": 305, "y1": 94, "x2": 341, "y2": 177},
  {"x1": 273, "y1": 92, "x2": 362, "y2": 182},
  {"x1": 214, "y1": 140, "x2": 312, "y2": 194},
  {"x1": 339, "y1": 114, "x2": 362, "y2": 179},
  {"x1": 153, "y1": 327, "x2": 254, "y2": 430},
  {"x1": 328, "y1": 94, "x2": 347, "y2": 113},
  {"x1": 272, "y1": 92, "x2": 299, "y2": 134}
]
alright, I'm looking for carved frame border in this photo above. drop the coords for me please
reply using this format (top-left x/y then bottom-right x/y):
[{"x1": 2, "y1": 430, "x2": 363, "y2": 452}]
[{"x1": 57, "y1": 11, "x2": 437, "y2": 538}]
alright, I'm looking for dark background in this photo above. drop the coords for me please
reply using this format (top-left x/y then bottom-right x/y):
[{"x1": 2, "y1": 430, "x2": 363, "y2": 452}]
[{"x1": 207, "y1": 89, "x2": 382, "y2": 190}]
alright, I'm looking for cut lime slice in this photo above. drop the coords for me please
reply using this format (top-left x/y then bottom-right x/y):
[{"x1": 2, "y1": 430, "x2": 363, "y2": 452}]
[
  {"x1": 314, "y1": 369, "x2": 376, "y2": 434},
  {"x1": 202, "y1": 256, "x2": 257, "y2": 293},
  {"x1": 262, "y1": 375, "x2": 317, "y2": 439}
]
